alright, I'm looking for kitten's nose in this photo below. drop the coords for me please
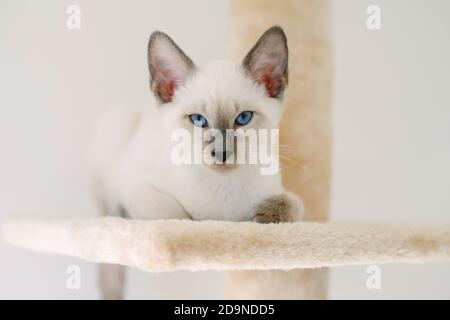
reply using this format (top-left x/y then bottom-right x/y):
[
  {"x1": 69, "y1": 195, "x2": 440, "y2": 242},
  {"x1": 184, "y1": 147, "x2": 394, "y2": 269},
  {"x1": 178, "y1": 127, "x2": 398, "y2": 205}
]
[{"x1": 211, "y1": 150, "x2": 233, "y2": 163}]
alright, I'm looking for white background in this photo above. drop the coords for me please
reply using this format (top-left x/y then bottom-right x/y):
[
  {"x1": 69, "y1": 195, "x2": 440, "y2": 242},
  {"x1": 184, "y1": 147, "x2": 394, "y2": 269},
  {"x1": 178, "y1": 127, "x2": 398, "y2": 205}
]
[{"x1": 0, "y1": 0, "x2": 449, "y2": 299}]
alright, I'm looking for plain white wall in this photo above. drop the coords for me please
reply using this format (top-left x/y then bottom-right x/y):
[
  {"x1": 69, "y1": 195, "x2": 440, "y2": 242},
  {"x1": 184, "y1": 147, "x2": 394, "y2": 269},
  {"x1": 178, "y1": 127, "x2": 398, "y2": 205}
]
[
  {"x1": 329, "y1": 0, "x2": 450, "y2": 299},
  {"x1": 0, "y1": 0, "x2": 449, "y2": 299}
]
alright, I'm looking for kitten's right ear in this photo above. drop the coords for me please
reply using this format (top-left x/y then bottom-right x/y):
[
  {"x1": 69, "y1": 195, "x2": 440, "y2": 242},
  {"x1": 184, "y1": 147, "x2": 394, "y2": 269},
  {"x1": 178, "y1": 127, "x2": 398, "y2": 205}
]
[{"x1": 148, "y1": 31, "x2": 196, "y2": 104}]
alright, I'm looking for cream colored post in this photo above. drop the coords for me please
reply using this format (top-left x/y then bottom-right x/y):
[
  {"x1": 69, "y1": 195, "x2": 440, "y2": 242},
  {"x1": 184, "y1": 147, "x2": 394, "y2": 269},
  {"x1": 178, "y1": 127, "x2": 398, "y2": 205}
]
[{"x1": 225, "y1": 0, "x2": 333, "y2": 299}]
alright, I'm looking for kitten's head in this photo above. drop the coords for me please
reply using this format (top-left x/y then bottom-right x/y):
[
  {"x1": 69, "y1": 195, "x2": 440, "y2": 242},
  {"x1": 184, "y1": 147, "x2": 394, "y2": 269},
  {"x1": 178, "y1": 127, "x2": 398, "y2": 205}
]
[{"x1": 148, "y1": 26, "x2": 288, "y2": 174}]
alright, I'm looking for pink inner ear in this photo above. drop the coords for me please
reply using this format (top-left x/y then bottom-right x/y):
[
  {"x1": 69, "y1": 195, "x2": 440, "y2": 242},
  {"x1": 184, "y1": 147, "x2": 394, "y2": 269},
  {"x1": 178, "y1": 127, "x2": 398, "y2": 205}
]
[
  {"x1": 157, "y1": 79, "x2": 176, "y2": 103},
  {"x1": 254, "y1": 64, "x2": 283, "y2": 98},
  {"x1": 260, "y1": 75, "x2": 281, "y2": 98},
  {"x1": 153, "y1": 66, "x2": 178, "y2": 103}
]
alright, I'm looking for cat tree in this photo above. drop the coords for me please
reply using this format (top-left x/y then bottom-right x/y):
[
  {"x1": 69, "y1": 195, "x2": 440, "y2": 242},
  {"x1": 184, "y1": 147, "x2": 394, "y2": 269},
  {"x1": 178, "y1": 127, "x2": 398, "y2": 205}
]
[{"x1": 1, "y1": 0, "x2": 450, "y2": 299}]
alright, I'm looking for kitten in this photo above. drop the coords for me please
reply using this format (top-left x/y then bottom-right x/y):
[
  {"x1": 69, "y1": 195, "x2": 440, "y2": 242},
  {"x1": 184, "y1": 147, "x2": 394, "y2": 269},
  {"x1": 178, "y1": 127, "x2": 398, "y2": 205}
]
[{"x1": 91, "y1": 26, "x2": 304, "y2": 299}]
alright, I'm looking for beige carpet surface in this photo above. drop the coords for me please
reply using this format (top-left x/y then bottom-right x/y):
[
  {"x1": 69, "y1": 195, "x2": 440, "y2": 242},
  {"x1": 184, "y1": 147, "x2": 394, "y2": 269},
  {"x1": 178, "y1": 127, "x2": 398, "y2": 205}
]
[{"x1": 2, "y1": 217, "x2": 449, "y2": 272}]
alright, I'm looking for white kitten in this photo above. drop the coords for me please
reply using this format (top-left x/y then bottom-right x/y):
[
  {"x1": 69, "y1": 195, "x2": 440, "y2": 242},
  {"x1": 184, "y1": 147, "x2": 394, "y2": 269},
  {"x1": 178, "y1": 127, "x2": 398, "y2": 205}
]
[{"x1": 91, "y1": 26, "x2": 304, "y2": 299}]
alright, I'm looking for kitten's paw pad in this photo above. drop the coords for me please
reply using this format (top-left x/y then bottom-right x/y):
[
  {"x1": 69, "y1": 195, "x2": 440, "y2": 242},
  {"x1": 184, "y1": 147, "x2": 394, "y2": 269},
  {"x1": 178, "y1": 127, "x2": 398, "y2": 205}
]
[{"x1": 252, "y1": 194, "x2": 299, "y2": 224}]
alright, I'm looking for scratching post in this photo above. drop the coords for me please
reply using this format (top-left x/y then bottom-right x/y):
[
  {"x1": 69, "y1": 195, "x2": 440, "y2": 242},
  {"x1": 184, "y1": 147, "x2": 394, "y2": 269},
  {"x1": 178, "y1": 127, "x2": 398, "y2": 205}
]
[{"x1": 226, "y1": 0, "x2": 332, "y2": 299}]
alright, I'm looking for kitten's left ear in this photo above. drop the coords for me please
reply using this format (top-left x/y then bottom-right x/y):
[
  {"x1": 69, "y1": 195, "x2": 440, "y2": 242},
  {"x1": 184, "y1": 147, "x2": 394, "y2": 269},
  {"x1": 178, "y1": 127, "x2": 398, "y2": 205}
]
[
  {"x1": 148, "y1": 31, "x2": 196, "y2": 103},
  {"x1": 242, "y1": 26, "x2": 288, "y2": 98}
]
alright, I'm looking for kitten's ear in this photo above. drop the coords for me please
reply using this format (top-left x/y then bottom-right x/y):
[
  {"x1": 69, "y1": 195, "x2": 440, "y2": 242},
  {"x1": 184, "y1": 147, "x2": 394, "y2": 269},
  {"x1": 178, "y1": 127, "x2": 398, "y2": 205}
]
[
  {"x1": 148, "y1": 31, "x2": 196, "y2": 103},
  {"x1": 242, "y1": 26, "x2": 288, "y2": 98}
]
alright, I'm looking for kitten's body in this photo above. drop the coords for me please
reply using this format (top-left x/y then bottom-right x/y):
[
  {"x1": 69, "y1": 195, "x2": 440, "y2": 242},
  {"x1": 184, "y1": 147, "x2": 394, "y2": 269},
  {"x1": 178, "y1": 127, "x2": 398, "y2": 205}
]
[
  {"x1": 92, "y1": 27, "x2": 304, "y2": 299},
  {"x1": 92, "y1": 61, "x2": 286, "y2": 222}
]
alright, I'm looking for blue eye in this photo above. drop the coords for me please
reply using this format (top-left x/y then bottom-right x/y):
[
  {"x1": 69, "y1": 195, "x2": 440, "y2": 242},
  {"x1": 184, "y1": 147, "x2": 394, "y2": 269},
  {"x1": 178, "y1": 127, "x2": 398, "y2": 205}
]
[
  {"x1": 189, "y1": 114, "x2": 208, "y2": 127},
  {"x1": 235, "y1": 111, "x2": 253, "y2": 126}
]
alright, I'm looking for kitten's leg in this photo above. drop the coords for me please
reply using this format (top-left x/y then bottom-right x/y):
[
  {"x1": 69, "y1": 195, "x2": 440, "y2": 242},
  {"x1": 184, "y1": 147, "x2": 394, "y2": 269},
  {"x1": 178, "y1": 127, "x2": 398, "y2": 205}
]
[
  {"x1": 98, "y1": 186, "x2": 190, "y2": 299},
  {"x1": 96, "y1": 201, "x2": 128, "y2": 300},
  {"x1": 99, "y1": 263, "x2": 125, "y2": 300},
  {"x1": 252, "y1": 192, "x2": 304, "y2": 224},
  {"x1": 121, "y1": 184, "x2": 191, "y2": 220}
]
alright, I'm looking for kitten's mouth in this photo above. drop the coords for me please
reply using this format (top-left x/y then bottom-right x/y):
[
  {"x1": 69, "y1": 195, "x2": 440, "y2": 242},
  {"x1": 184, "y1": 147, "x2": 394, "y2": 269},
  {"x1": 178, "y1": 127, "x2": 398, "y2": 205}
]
[{"x1": 210, "y1": 163, "x2": 238, "y2": 173}]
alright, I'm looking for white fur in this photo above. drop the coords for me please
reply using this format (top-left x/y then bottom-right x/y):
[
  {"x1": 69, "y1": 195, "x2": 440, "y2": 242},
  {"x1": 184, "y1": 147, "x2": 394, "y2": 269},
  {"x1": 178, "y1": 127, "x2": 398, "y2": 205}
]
[{"x1": 91, "y1": 60, "x2": 289, "y2": 222}]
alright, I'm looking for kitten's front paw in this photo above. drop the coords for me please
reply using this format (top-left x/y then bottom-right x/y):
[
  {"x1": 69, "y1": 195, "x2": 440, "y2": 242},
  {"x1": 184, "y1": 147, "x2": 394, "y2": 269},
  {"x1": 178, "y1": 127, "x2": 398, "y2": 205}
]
[{"x1": 252, "y1": 193, "x2": 304, "y2": 224}]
